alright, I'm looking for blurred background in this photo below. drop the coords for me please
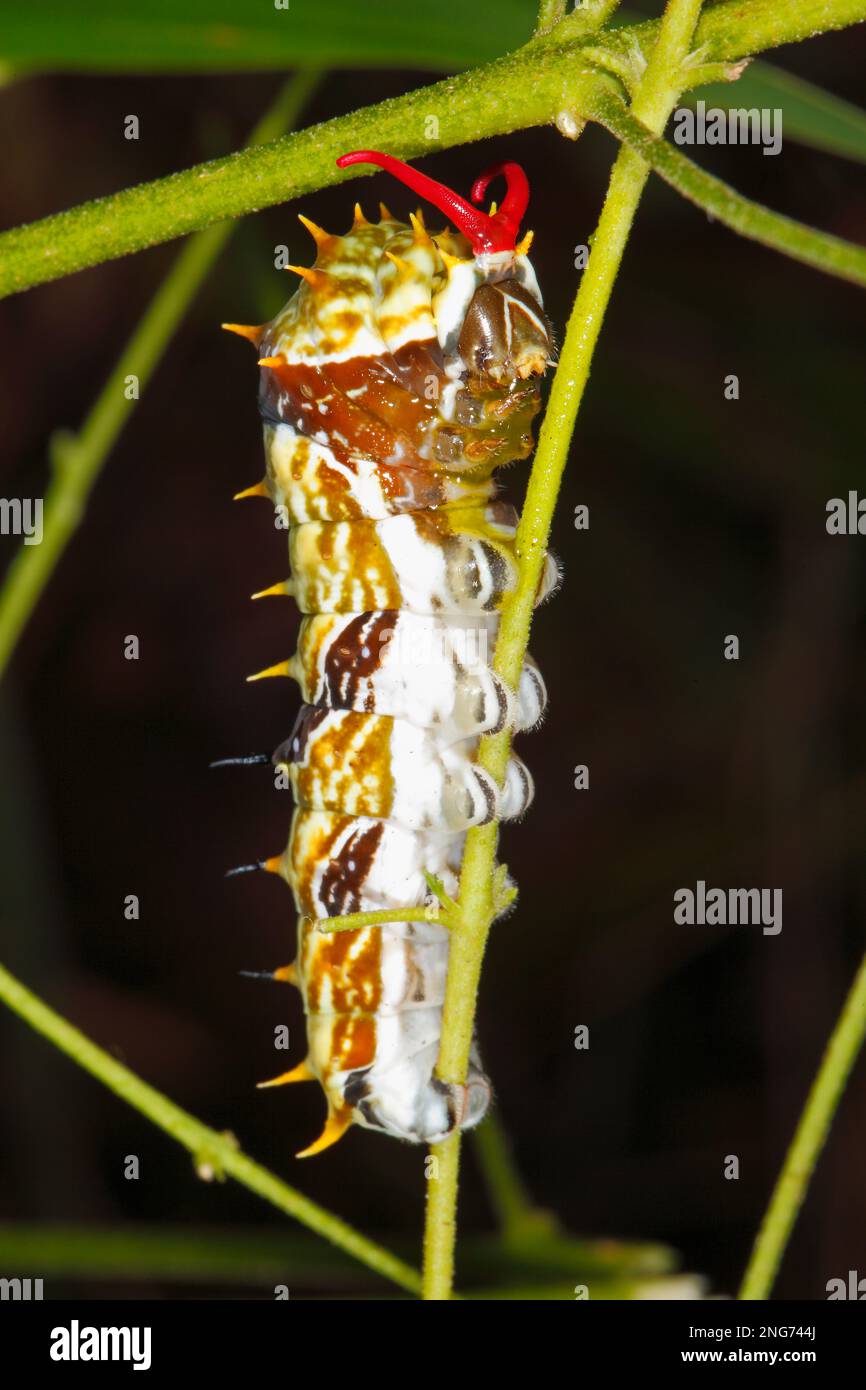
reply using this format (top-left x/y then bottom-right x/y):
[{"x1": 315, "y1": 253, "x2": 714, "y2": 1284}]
[{"x1": 1, "y1": 0, "x2": 865, "y2": 1299}]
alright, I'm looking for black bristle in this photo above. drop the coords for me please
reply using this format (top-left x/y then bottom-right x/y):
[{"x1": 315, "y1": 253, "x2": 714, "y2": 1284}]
[
  {"x1": 225, "y1": 861, "x2": 266, "y2": 878},
  {"x1": 210, "y1": 753, "x2": 270, "y2": 768}
]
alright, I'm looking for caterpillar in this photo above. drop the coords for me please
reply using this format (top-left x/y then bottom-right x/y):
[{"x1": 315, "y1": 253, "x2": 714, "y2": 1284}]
[{"x1": 224, "y1": 150, "x2": 556, "y2": 1157}]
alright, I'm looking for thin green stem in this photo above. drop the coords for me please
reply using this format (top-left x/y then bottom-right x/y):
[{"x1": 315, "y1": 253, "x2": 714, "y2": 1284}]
[
  {"x1": 420, "y1": 0, "x2": 706, "y2": 1303},
  {"x1": 314, "y1": 906, "x2": 442, "y2": 933},
  {"x1": 0, "y1": 1224, "x2": 402, "y2": 1287},
  {"x1": 422, "y1": 1133, "x2": 462, "y2": 1299},
  {"x1": 0, "y1": 0, "x2": 864, "y2": 297},
  {"x1": 464, "y1": 1275, "x2": 700, "y2": 1299},
  {"x1": 0, "y1": 71, "x2": 320, "y2": 682},
  {"x1": 0, "y1": 1217, "x2": 675, "y2": 1284},
  {"x1": 0, "y1": 961, "x2": 420, "y2": 1296},
  {"x1": 590, "y1": 95, "x2": 866, "y2": 287},
  {"x1": 739, "y1": 951, "x2": 866, "y2": 1300}
]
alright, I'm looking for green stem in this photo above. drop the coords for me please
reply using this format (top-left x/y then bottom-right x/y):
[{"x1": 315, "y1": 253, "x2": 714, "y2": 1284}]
[
  {"x1": 422, "y1": 1134, "x2": 462, "y2": 1299},
  {"x1": 591, "y1": 95, "x2": 866, "y2": 287},
  {"x1": 0, "y1": 1218, "x2": 673, "y2": 1284},
  {"x1": 739, "y1": 951, "x2": 866, "y2": 1300},
  {"x1": 0, "y1": 0, "x2": 864, "y2": 297},
  {"x1": 420, "y1": 0, "x2": 705, "y2": 1302},
  {"x1": 0, "y1": 961, "x2": 420, "y2": 1296},
  {"x1": 0, "y1": 1224, "x2": 402, "y2": 1287},
  {"x1": 0, "y1": 71, "x2": 320, "y2": 682},
  {"x1": 314, "y1": 906, "x2": 442, "y2": 933}
]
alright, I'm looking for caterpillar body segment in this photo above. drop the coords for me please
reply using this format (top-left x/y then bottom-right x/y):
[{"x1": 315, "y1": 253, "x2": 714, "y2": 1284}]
[
  {"x1": 228, "y1": 152, "x2": 555, "y2": 1154},
  {"x1": 274, "y1": 707, "x2": 534, "y2": 832},
  {"x1": 284, "y1": 504, "x2": 559, "y2": 616}
]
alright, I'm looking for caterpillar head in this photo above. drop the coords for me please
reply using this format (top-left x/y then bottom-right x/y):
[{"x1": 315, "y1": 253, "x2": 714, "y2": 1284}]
[
  {"x1": 336, "y1": 150, "x2": 554, "y2": 389},
  {"x1": 456, "y1": 276, "x2": 552, "y2": 387}
]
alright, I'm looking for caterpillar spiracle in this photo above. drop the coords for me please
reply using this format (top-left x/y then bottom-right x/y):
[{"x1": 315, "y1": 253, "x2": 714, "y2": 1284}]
[{"x1": 224, "y1": 150, "x2": 556, "y2": 1157}]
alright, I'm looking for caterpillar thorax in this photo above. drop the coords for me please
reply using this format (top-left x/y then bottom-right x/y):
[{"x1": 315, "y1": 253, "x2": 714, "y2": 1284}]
[{"x1": 226, "y1": 153, "x2": 555, "y2": 1156}]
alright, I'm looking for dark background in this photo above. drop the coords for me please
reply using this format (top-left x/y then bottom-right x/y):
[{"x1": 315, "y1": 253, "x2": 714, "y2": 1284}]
[{"x1": 1, "y1": 18, "x2": 865, "y2": 1299}]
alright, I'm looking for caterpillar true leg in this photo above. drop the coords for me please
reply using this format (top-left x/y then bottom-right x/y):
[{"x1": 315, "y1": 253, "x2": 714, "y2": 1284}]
[{"x1": 225, "y1": 150, "x2": 555, "y2": 1156}]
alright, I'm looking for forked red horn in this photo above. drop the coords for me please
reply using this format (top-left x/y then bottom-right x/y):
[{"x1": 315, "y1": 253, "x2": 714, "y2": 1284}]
[{"x1": 335, "y1": 150, "x2": 529, "y2": 255}]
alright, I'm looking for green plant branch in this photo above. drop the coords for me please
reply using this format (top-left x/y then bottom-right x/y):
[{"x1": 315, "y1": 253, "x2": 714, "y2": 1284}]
[
  {"x1": 0, "y1": 0, "x2": 617, "y2": 297},
  {"x1": 0, "y1": 1220, "x2": 679, "y2": 1295},
  {"x1": 314, "y1": 906, "x2": 442, "y2": 933},
  {"x1": 0, "y1": 961, "x2": 421, "y2": 1296},
  {"x1": 739, "y1": 950, "x2": 866, "y2": 1300},
  {"x1": 421, "y1": 0, "x2": 706, "y2": 1301},
  {"x1": 464, "y1": 1274, "x2": 701, "y2": 1298},
  {"x1": 0, "y1": 1224, "x2": 408, "y2": 1287},
  {"x1": 0, "y1": 70, "x2": 320, "y2": 682},
  {"x1": 1, "y1": 0, "x2": 865, "y2": 298},
  {"x1": 589, "y1": 94, "x2": 866, "y2": 287}
]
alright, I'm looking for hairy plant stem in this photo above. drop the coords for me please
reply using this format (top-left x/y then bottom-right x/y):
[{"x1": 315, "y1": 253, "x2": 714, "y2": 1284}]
[
  {"x1": 1, "y1": 0, "x2": 864, "y2": 297},
  {"x1": 739, "y1": 950, "x2": 866, "y2": 1299},
  {"x1": 589, "y1": 94, "x2": 866, "y2": 286},
  {"x1": 0, "y1": 962, "x2": 421, "y2": 1294},
  {"x1": 314, "y1": 906, "x2": 442, "y2": 933},
  {"x1": 0, "y1": 70, "x2": 320, "y2": 681},
  {"x1": 421, "y1": 0, "x2": 705, "y2": 1300}
]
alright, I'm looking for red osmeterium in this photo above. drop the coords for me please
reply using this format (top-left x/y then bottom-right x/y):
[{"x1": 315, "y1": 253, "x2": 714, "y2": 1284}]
[{"x1": 335, "y1": 150, "x2": 529, "y2": 255}]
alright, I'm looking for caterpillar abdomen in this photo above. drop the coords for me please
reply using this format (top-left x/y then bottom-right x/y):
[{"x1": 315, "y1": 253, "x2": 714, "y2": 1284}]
[
  {"x1": 276, "y1": 707, "x2": 534, "y2": 830},
  {"x1": 226, "y1": 151, "x2": 555, "y2": 1155}
]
